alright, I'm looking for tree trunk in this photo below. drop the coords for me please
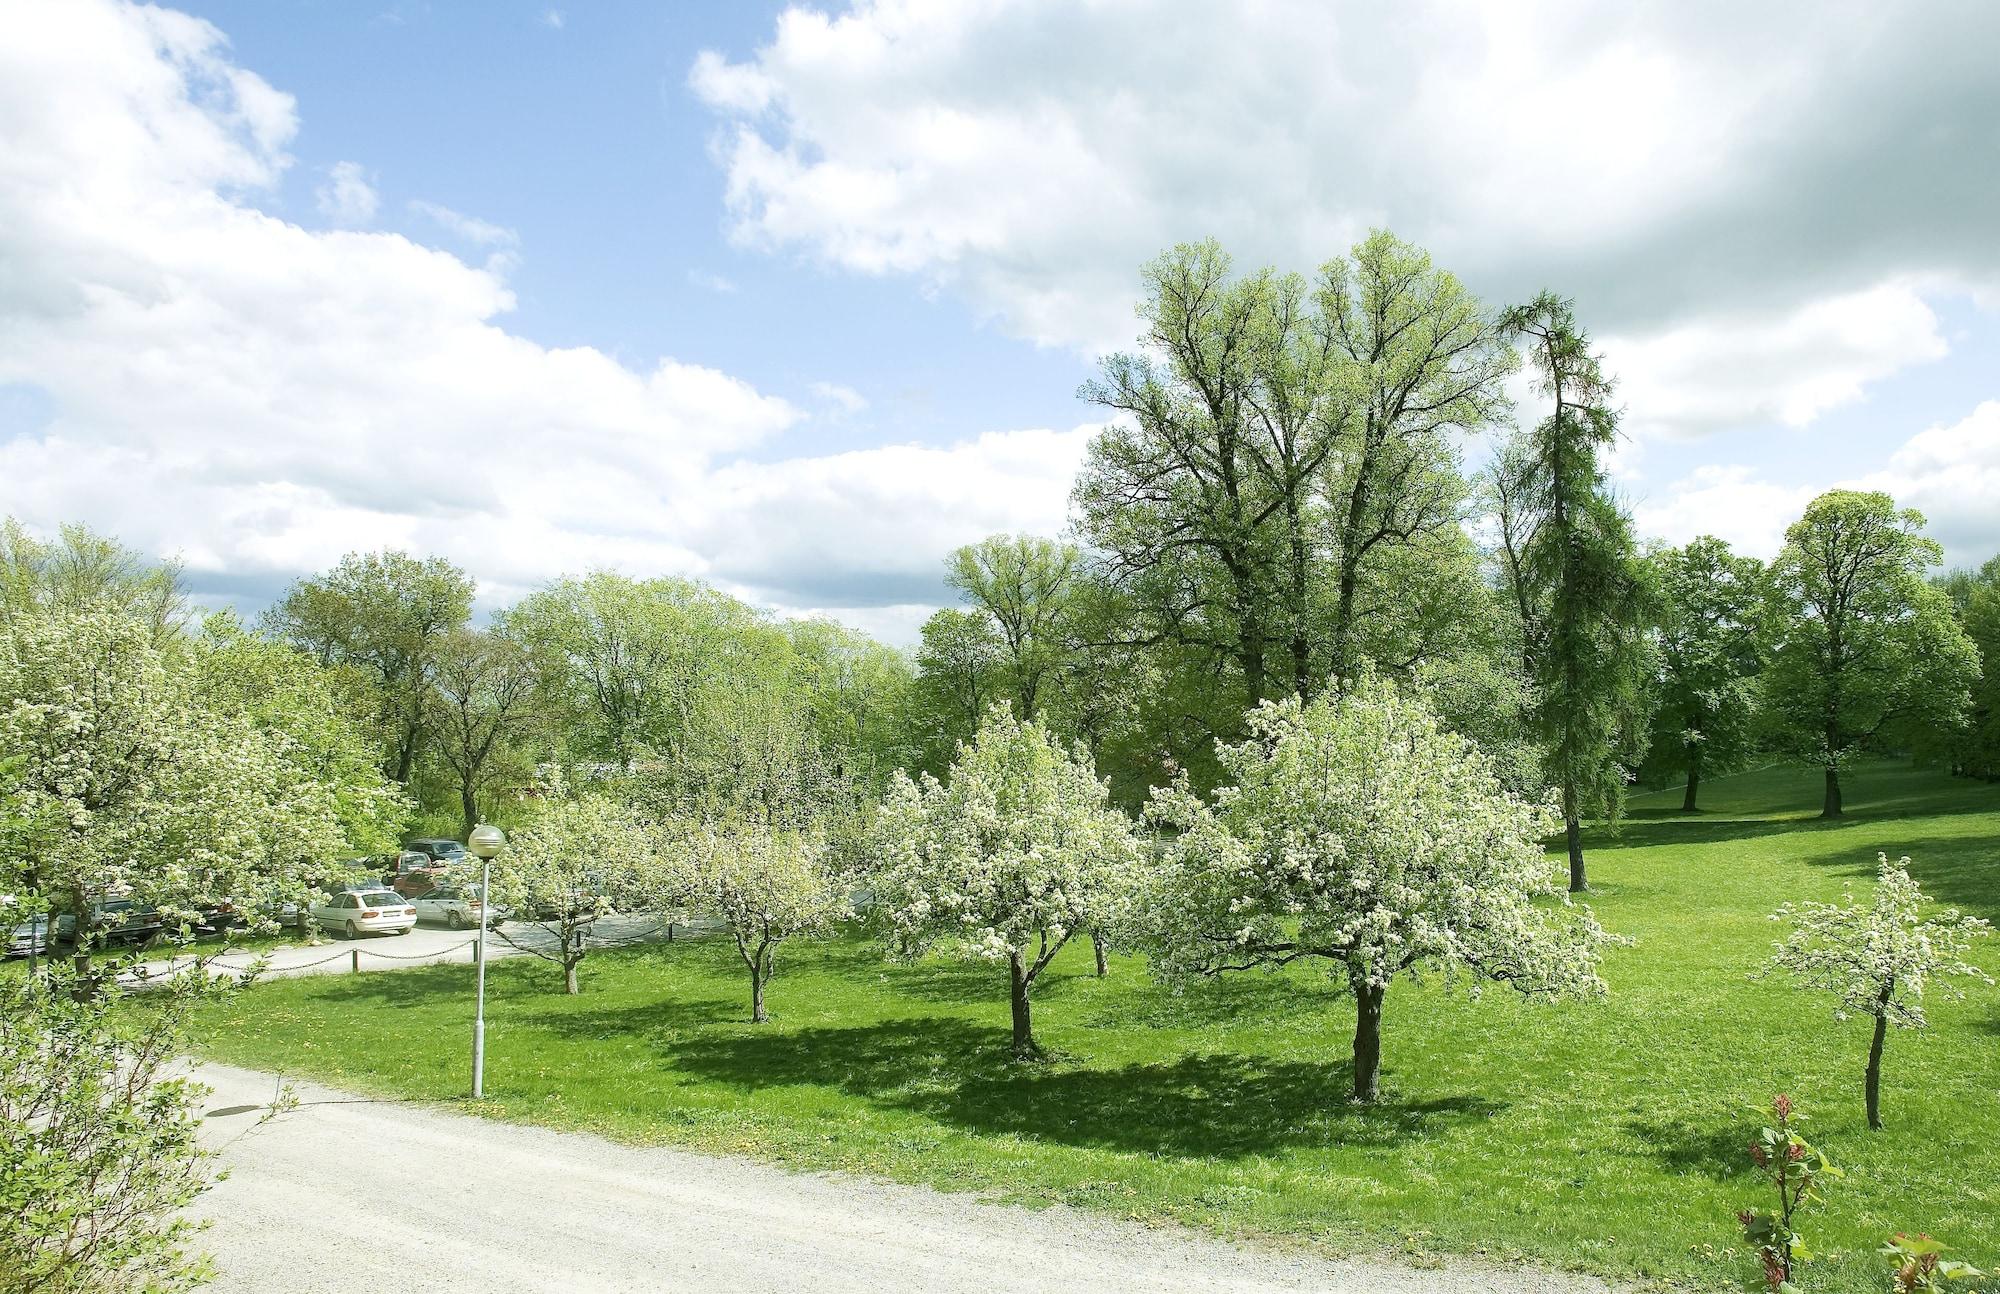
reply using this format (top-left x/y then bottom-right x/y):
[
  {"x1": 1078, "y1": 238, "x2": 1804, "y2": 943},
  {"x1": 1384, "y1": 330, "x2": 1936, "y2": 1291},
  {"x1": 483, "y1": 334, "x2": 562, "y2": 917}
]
[
  {"x1": 563, "y1": 928, "x2": 582, "y2": 995},
  {"x1": 1822, "y1": 765, "x2": 1843, "y2": 819},
  {"x1": 1681, "y1": 748, "x2": 1701, "y2": 812},
  {"x1": 1008, "y1": 950, "x2": 1037, "y2": 1060},
  {"x1": 1565, "y1": 814, "x2": 1586, "y2": 893},
  {"x1": 750, "y1": 944, "x2": 770, "y2": 1024},
  {"x1": 460, "y1": 785, "x2": 479, "y2": 843},
  {"x1": 564, "y1": 958, "x2": 579, "y2": 995},
  {"x1": 1352, "y1": 982, "x2": 1385, "y2": 1103},
  {"x1": 1092, "y1": 929, "x2": 1108, "y2": 978},
  {"x1": 1866, "y1": 978, "x2": 1893, "y2": 1130}
]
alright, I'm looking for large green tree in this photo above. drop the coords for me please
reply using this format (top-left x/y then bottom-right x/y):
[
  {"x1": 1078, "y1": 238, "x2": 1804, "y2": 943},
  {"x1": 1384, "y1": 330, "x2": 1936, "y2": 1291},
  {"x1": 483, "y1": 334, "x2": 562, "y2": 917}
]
[
  {"x1": 1, "y1": 518, "x2": 185, "y2": 641},
  {"x1": 1643, "y1": 537, "x2": 1765, "y2": 811},
  {"x1": 1929, "y1": 554, "x2": 2000, "y2": 780},
  {"x1": 1075, "y1": 235, "x2": 1512, "y2": 718},
  {"x1": 907, "y1": 606, "x2": 1004, "y2": 774},
  {"x1": 264, "y1": 550, "x2": 475, "y2": 784},
  {"x1": 944, "y1": 534, "x2": 1080, "y2": 719},
  {"x1": 1761, "y1": 491, "x2": 1978, "y2": 816},
  {"x1": 427, "y1": 627, "x2": 543, "y2": 838},
  {"x1": 1500, "y1": 294, "x2": 1652, "y2": 892}
]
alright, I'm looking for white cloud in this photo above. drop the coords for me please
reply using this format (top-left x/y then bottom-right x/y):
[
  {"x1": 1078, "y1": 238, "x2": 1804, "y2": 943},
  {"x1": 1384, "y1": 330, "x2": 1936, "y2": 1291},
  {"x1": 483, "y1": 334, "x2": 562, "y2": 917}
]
[
  {"x1": 315, "y1": 160, "x2": 378, "y2": 226},
  {"x1": 693, "y1": 0, "x2": 2000, "y2": 430},
  {"x1": 687, "y1": 268, "x2": 737, "y2": 294},
  {"x1": 1605, "y1": 284, "x2": 1948, "y2": 441},
  {"x1": 541, "y1": 9, "x2": 565, "y2": 31},
  {"x1": 1634, "y1": 401, "x2": 2000, "y2": 569},
  {"x1": 1860, "y1": 400, "x2": 2000, "y2": 568},
  {"x1": 809, "y1": 381, "x2": 867, "y2": 415},
  {"x1": 0, "y1": 0, "x2": 1083, "y2": 638},
  {"x1": 1632, "y1": 466, "x2": 1818, "y2": 561},
  {"x1": 409, "y1": 199, "x2": 517, "y2": 249}
]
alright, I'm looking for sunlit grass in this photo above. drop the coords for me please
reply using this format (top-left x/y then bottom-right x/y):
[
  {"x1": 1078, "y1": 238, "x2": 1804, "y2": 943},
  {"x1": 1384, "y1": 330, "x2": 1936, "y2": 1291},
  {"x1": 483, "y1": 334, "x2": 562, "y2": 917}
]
[{"x1": 192, "y1": 759, "x2": 2000, "y2": 1292}]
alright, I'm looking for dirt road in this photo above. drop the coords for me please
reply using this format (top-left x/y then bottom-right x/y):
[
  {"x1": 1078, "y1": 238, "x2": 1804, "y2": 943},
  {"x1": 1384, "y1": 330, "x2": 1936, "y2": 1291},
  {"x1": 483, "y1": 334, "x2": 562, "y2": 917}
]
[{"x1": 190, "y1": 1062, "x2": 1621, "y2": 1294}]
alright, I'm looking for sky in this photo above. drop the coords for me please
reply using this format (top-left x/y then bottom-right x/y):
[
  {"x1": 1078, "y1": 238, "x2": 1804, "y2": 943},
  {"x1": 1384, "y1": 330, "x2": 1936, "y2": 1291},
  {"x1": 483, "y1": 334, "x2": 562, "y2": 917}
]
[{"x1": 2, "y1": 0, "x2": 1998, "y2": 644}]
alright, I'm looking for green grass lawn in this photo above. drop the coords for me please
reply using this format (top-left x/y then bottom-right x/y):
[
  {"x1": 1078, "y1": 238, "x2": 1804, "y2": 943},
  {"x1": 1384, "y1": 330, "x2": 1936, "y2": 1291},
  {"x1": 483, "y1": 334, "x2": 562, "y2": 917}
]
[{"x1": 190, "y1": 759, "x2": 2000, "y2": 1292}]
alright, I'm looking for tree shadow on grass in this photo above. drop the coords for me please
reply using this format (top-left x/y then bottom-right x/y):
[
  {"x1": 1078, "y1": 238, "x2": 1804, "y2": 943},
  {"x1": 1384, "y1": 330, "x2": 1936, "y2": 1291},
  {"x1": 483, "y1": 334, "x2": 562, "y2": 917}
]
[
  {"x1": 1793, "y1": 830, "x2": 2000, "y2": 924},
  {"x1": 1079, "y1": 970, "x2": 1344, "y2": 1030},
  {"x1": 1622, "y1": 1114, "x2": 1755, "y2": 1182},
  {"x1": 668, "y1": 1016, "x2": 1501, "y2": 1159},
  {"x1": 1585, "y1": 814, "x2": 1836, "y2": 852}
]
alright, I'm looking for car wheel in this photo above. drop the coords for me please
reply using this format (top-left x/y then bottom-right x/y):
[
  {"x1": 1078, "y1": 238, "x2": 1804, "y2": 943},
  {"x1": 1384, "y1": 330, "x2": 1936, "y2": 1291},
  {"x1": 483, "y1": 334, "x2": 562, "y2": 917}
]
[
  {"x1": 345, "y1": 921, "x2": 360, "y2": 940},
  {"x1": 397, "y1": 924, "x2": 413, "y2": 936},
  {"x1": 447, "y1": 911, "x2": 465, "y2": 931}
]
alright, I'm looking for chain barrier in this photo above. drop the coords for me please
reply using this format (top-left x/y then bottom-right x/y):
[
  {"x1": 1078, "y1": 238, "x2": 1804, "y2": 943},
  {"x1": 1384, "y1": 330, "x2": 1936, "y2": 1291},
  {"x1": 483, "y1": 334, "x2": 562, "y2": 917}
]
[{"x1": 122, "y1": 916, "x2": 706, "y2": 984}]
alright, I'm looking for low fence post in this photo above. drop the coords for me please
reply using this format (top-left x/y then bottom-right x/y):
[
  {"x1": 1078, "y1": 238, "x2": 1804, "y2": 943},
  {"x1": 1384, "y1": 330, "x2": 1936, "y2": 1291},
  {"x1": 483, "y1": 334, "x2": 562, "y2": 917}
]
[{"x1": 351, "y1": 948, "x2": 360, "y2": 974}]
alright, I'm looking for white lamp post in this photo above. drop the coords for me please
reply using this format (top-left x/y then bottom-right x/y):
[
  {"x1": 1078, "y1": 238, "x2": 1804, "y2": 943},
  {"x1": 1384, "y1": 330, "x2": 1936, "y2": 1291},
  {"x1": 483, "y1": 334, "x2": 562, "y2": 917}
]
[{"x1": 467, "y1": 823, "x2": 506, "y2": 1100}]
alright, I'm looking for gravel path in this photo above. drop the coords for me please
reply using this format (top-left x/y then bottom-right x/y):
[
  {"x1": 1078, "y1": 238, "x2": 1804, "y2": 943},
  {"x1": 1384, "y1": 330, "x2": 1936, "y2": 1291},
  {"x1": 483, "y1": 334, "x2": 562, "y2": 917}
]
[{"x1": 190, "y1": 1062, "x2": 1626, "y2": 1294}]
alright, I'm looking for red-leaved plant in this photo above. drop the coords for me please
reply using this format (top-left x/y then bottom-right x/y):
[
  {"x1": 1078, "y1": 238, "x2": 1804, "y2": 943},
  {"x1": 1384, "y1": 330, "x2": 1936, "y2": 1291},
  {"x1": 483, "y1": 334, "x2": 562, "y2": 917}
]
[
  {"x1": 1883, "y1": 1234, "x2": 1985, "y2": 1292},
  {"x1": 1738, "y1": 1094, "x2": 1841, "y2": 1292}
]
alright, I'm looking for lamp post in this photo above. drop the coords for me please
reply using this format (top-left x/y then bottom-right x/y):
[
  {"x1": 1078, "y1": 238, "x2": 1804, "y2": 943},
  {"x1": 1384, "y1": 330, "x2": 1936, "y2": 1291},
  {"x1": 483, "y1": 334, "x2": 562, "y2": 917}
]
[{"x1": 467, "y1": 823, "x2": 506, "y2": 1100}]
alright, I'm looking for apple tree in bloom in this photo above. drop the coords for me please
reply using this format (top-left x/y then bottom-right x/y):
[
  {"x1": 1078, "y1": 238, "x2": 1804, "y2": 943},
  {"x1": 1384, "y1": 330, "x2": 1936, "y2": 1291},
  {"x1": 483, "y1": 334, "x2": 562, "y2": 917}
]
[
  {"x1": 676, "y1": 817, "x2": 848, "y2": 1022},
  {"x1": 483, "y1": 780, "x2": 668, "y2": 995},
  {"x1": 873, "y1": 705, "x2": 1141, "y2": 1059},
  {"x1": 1, "y1": 609, "x2": 402, "y2": 974},
  {"x1": 1764, "y1": 854, "x2": 1991, "y2": 1129},
  {"x1": 1139, "y1": 676, "x2": 1614, "y2": 1103}
]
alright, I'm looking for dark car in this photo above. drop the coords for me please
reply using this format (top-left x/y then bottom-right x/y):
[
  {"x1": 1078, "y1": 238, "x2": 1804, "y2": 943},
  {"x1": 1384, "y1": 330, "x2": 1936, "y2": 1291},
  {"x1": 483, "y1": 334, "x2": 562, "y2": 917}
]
[
  {"x1": 404, "y1": 838, "x2": 468, "y2": 864},
  {"x1": 50, "y1": 898, "x2": 164, "y2": 950}
]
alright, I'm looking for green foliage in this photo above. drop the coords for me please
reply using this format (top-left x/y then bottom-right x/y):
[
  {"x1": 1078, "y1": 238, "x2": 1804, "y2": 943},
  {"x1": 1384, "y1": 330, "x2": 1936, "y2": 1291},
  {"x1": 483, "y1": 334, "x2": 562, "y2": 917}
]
[
  {"x1": 944, "y1": 534, "x2": 1080, "y2": 719},
  {"x1": 1641, "y1": 536, "x2": 1765, "y2": 805},
  {"x1": 1760, "y1": 492, "x2": 1979, "y2": 814},
  {"x1": 1499, "y1": 293, "x2": 1654, "y2": 886},
  {"x1": 0, "y1": 608, "x2": 401, "y2": 944},
  {"x1": 1928, "y1": 555, "x2": 2000, "y2": 781},
  {"x1": 0, "y1": 969, "x2": 223, "y2": 1294},
  {"x1": 263, "y1": 549, "x2": 476, "y2": 784},
  {"x1": 0, "y1": 518, "x2": 186, "y2": 641},
  {"x1": 1074, "y1": 233, "x2": 1513, "y2": 734}
]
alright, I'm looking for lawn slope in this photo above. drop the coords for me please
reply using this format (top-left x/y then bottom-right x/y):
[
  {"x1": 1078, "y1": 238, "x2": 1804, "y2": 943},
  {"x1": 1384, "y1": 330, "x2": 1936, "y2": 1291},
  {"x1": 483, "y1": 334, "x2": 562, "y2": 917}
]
[{"x1": 193, "y1": 760, "x2": 2000, "y2": 1293}]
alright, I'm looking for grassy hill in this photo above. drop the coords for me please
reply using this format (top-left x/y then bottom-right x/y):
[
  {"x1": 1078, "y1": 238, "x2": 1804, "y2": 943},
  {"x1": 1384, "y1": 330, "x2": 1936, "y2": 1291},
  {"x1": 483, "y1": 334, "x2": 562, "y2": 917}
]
[{"x1": 193, "y1": 758, "x2": 2000, "y2": 1292}]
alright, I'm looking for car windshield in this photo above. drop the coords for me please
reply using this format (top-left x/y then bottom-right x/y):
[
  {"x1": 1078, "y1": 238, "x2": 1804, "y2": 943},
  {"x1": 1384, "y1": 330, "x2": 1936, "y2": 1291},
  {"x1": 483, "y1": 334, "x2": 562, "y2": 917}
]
[{"x1": 358, "y1": 891, "x2": 403, "y2": 906}]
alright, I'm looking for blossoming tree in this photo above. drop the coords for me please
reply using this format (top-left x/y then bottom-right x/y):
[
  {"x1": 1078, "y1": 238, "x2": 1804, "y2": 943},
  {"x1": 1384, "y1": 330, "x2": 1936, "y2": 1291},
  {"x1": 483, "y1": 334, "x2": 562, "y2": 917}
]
[
  {"x1": 1140, "y1": 677, "x2": 1615, "y2": 1103},
  {"x1": 1765, "y1": 854, "x2": 1992, "y2": 1129},
  {"x1": 678, "y1": 817, "x2": 847, "y2": 1022},
  {"x1": 873, "y1": 706, "x2": 1142, "y2": 1059},
  {"x1": 483, "y1": 784, "x2": 667, "y2": 995}
]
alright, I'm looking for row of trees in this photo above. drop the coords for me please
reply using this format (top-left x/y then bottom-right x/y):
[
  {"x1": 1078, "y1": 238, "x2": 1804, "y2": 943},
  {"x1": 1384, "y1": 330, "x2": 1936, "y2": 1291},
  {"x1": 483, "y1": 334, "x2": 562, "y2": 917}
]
[
  {"x1": 907, "y1": 236, "x2": 1994, "y2": 897},
  {"x1": 261, "y1": 558, "x2": 915, "y2": 841}
]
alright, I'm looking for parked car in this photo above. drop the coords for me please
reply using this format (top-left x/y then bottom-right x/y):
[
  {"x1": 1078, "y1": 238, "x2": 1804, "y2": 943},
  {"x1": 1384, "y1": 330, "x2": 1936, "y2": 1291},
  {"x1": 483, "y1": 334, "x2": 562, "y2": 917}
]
[
  {"x1": 411, "y1": 885, "x2": 506, "y2": 931},
  {"x1": 309, "y1": 888, "x2": 417, "y2": 939},
  {"x1": 53, "y1": 898, "x2": 164, "y2": 950},
  {"x1": 404, "y1": 838, "x2": 469, "y2": 864},
  {"x1": 7, "y1": 915, "x2": 53, "y2": 959}
]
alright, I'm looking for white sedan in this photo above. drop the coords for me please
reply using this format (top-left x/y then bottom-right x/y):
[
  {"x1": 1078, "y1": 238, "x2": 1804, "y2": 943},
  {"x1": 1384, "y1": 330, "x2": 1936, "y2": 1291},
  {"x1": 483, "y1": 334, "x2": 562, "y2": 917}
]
[
  {"x1": 311, "y1": 888, "x2": 417, "y2": 939},
  {"x1": 410, "y1": 885, "x2": 505, "y2": 931}
]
